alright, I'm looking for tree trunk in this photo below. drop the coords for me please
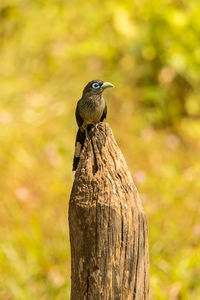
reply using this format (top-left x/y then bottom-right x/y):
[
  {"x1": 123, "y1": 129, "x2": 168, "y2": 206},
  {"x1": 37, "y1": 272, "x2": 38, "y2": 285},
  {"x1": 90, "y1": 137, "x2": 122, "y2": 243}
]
[{"x1": 69, "y1": 123, "x2": 149, "y2": 300}]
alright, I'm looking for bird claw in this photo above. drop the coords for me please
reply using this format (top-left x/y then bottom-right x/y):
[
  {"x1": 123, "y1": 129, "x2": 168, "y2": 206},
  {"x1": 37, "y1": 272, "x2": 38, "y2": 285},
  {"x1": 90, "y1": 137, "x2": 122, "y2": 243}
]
[{"x1": 85, "y1": 123, "x2": 99, "y2": 140}]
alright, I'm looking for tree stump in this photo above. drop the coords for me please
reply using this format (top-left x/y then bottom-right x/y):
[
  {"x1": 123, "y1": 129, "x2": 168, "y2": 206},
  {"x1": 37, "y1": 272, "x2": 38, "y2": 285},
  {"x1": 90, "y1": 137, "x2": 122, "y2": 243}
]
[{"x1": 69, "y1": 123, "x2": 149, "y2": 300}]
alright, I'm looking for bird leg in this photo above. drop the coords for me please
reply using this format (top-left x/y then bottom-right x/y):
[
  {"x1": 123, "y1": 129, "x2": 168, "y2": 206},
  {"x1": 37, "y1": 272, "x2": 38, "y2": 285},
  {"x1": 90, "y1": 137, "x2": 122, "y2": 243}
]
[
  {"x1": 85, "y1": 127, "x2": 91, "y2": 140},
  {"x1": 84, "y1": 124, "x2": 99, "y2": 140}
]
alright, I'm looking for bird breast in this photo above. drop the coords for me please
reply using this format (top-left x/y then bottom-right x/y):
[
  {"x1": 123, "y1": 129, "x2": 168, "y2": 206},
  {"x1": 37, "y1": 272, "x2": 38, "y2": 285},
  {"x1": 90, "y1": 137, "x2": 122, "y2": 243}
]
[{"x1": 79, "y1": 97, "x2": 105, "y2": 124}]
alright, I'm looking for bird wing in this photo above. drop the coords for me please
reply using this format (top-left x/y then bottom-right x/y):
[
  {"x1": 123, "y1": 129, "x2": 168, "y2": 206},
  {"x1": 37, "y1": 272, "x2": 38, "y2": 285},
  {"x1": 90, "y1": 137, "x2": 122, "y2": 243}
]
[
  {"x1": 75, "y1": 100, "x2": 83, "y2": 128},
  {"x1": 100, "y1": 102, "x2": 107, "y2": 122}
]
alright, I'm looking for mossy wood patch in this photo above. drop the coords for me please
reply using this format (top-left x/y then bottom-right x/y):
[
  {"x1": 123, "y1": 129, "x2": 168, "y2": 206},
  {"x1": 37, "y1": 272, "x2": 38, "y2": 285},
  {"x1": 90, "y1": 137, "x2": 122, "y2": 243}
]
[{"x1": 69, "y1": 123, "x2": 149, "y2": 300}]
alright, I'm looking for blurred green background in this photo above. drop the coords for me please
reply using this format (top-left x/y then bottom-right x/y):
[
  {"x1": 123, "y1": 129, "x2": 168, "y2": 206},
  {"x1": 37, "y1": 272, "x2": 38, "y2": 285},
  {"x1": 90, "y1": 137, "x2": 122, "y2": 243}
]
[{"x1": 1, "y1": 0, "x2": 200, "y2": 299}]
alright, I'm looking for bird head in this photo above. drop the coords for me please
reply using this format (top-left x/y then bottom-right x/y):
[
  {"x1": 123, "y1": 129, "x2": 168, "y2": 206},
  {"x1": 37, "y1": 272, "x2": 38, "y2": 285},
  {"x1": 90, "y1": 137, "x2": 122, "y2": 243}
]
[{"x1": 82, "y1": 80, "x2": 114, "y2": 97}]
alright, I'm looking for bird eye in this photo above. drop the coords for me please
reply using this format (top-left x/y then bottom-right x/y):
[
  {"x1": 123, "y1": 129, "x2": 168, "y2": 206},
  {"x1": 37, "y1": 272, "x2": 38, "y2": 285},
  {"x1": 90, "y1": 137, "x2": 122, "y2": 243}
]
[{"x1": 92, "y1": 82, "x2": 100, "y2": 89}]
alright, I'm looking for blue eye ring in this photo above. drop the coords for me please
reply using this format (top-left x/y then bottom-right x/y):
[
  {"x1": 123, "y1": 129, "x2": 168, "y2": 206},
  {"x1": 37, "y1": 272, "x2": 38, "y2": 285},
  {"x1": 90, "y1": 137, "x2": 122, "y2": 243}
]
[{"x1": 92, "y1": 82, "x2": 100, "y2": 89}]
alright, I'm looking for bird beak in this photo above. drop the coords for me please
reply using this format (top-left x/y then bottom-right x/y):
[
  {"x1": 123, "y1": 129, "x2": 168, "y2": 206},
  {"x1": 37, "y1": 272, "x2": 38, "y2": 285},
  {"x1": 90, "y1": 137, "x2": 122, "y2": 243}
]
[{"x1": 101, "y1": 82, "x2": 114, "y2": 89}]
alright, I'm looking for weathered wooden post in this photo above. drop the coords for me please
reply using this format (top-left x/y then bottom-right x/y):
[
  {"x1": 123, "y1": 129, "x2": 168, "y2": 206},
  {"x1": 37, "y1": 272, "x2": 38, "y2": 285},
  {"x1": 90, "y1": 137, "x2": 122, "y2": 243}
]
[{"x1": 69, "y1": 123, "x2": 149, "y2": 300}]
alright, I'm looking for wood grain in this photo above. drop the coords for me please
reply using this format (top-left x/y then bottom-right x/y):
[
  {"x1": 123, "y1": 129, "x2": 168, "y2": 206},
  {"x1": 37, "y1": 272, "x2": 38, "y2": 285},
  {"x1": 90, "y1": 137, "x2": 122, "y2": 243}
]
[{"x1": 69, "y1": 123, "x2": 149, "y2": 300}]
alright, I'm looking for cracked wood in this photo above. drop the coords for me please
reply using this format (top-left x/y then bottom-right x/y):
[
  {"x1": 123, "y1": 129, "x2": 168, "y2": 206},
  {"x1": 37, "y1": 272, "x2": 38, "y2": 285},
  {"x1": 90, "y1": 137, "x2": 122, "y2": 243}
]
[{"x1": 69, "y1": 123, "x2": 149, "y2": 300}]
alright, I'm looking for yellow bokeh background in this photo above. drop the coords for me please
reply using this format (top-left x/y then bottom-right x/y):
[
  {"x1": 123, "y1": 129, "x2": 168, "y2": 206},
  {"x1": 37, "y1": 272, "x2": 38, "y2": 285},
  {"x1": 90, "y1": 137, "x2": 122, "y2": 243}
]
[{"x1": 1, "y1": 0, "x2": 200, "y2": 299}]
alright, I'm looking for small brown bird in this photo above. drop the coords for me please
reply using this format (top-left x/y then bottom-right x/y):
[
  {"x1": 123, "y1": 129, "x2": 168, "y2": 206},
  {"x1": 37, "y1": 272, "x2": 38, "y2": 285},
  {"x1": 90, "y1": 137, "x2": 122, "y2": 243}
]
[{"x1": 73, "y1": 80, "x2": 114, "y2": 171}]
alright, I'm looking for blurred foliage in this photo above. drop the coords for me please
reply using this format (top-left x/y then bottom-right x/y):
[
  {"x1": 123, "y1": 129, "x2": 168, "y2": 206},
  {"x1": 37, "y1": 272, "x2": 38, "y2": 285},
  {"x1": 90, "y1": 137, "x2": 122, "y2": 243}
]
[{"x1": 0, "y1": 0, "x2": 200, "y2": 299}]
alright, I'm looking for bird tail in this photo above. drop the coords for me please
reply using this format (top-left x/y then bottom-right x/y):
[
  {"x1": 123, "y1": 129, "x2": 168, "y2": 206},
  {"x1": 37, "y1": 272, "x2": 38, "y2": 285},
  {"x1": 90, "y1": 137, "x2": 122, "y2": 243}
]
[{"x1": 72, "y1": 129, "x2": 86, "y2": 171}]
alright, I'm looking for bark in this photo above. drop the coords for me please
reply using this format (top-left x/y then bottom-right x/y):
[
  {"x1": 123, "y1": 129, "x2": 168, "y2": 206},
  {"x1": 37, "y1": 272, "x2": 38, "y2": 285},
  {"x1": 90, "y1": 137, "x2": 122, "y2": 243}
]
[{"x1": 69, "y1": 123, "x2": 149, "y2": 300}]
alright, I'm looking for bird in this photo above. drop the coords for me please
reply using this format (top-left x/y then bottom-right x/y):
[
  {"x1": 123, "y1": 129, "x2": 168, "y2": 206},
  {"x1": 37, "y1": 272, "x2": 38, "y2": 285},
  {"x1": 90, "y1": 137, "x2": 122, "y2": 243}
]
[{"x1": 73, "y1": 80, "x2": 114, "y2": 172}]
